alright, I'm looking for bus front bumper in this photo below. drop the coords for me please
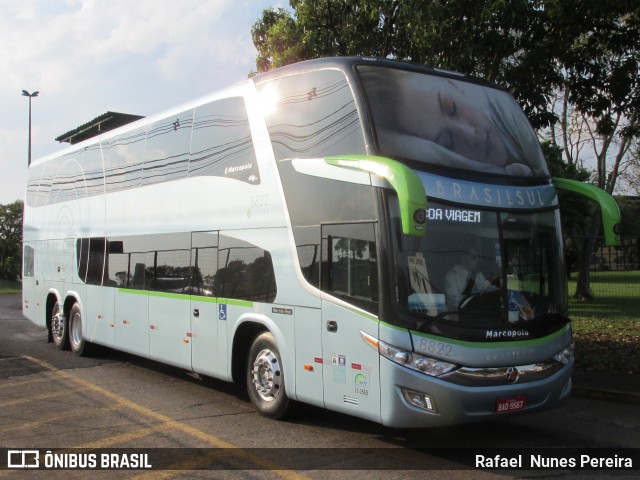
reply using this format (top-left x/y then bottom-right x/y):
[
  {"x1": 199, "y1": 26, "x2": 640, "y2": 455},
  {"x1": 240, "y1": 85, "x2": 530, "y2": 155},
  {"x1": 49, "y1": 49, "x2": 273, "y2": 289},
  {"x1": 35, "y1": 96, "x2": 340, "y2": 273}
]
[{"x1": 379, "y1": 356, "x2": 573, "y2": 428}]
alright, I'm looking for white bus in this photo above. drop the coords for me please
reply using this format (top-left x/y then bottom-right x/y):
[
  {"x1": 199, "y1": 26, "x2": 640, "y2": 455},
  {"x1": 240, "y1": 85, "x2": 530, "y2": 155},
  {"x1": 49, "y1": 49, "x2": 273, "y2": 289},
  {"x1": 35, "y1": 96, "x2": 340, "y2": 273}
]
[{"x1": 23, "y1": 57, "x2": 621, "y2": 427}]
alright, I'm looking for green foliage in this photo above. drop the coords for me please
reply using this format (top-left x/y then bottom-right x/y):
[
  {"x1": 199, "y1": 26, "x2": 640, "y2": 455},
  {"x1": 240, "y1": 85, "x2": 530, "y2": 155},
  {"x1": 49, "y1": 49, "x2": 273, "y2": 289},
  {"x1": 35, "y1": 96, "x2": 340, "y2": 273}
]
[
  {"x1": 0, "y1": 200, "x2": 23, "y2": 281},
  {"x1": 251, "y1": 7, "x2": 305, "y2": 75},
  {"x1": 542, "y1": 141, "x2": 589, "y2": 182}
]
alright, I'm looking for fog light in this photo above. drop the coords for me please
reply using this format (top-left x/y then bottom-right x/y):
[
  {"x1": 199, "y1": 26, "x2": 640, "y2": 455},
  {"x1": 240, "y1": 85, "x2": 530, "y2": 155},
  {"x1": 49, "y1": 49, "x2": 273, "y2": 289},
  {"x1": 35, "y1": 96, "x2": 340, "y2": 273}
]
[{"x1": 402, "y1": 388, "x2": 437, "y2": 413}]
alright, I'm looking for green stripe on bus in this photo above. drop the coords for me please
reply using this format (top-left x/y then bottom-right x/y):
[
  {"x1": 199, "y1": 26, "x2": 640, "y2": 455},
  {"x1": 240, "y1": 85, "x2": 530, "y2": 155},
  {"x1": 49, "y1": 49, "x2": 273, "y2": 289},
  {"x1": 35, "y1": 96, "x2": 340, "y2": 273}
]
[{"x1": 117, "y1": 289, "x2": 254, "y2": 307}]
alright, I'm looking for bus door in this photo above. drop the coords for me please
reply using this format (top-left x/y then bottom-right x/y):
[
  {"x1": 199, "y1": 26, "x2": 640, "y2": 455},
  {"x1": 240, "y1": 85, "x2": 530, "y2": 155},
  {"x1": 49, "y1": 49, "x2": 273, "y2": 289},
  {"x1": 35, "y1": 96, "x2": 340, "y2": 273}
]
[
  {"x1": 320, "y1": 223, "x2": 382, "y2": 423},
  {"x1": 190, "y1": 232, "x2": 228, "y2": 379}
]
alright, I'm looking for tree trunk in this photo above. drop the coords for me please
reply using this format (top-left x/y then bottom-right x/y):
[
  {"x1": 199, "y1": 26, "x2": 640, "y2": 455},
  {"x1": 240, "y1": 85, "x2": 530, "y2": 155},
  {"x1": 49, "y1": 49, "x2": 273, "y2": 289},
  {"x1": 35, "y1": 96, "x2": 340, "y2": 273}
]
[
  {"x1": 571, "y1": 212, "x2": 602, "y2": 301},
  {"x1": 573, "y1": 236, "x2": 595, "y2": 301}
]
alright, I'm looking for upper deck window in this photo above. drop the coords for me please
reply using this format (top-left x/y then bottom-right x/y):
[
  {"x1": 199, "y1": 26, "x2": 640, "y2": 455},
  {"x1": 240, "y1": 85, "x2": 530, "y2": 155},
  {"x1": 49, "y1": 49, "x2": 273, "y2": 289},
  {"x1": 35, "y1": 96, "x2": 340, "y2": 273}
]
[
  {"x1": 257, "y1": 69, "x2": 366, "y2": 160},
  {"x1": 357, "y1": 66, "x2": 549, "y2": 179}
]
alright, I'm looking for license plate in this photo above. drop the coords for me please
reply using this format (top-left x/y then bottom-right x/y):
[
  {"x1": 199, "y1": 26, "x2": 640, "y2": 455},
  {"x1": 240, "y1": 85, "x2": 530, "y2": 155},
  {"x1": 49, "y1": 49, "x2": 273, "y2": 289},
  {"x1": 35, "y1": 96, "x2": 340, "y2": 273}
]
[{"x1": 495, "y1": 395, "x2": 527, "y2": 413}]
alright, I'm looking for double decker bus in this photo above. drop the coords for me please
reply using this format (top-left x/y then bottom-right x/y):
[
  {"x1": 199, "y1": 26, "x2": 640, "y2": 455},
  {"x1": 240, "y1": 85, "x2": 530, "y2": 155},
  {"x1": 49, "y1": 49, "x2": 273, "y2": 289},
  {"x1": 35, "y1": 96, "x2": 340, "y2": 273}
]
[{"x1": 22, "y1": 57, "x2": 620, "y2": 427}]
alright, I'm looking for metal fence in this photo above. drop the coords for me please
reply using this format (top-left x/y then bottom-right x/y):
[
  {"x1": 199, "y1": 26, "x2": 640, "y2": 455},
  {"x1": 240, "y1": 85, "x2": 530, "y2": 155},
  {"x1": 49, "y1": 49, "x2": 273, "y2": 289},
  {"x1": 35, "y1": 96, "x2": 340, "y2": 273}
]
[
  {"x1": 566, "y1": 236, "x2": 639, "y2": 314},
  {"x1": 589, "y1": 237, "x2": 639, "y2": 272}
]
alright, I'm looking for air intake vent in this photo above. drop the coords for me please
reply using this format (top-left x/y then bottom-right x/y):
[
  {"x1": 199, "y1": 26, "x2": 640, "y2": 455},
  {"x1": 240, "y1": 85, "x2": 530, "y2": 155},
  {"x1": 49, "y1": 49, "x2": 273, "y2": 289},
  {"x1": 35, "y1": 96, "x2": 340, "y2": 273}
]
[{"x1": 343, "y1": 396, "x2": 359, "y2": 406}]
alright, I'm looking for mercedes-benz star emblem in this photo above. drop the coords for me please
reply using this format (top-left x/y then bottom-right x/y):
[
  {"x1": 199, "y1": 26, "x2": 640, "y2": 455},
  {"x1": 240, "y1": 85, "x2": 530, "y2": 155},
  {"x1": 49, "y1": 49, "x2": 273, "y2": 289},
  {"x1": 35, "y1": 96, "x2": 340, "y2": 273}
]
[{"x1": 505, "y1": 367, "x2": 519, "y2": 383}]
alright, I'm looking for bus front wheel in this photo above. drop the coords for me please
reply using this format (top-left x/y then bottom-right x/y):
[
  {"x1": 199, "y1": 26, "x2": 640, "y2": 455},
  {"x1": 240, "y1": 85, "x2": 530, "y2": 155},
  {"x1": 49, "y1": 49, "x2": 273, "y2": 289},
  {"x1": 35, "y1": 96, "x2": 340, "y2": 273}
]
[{"x1": 246, "y1": 332, "x2": 290, "y2": 419}]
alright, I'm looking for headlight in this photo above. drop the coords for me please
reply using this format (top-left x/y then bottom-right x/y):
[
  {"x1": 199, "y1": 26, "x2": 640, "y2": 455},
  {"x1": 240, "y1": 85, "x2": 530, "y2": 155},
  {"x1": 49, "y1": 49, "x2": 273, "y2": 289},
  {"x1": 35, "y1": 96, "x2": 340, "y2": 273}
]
[
  {"x1": 361, "y1": 331, "x2": 458, "y2": 377},
  {"x1": 553, "y1": 342, "x2": 574, "y2": 365}
]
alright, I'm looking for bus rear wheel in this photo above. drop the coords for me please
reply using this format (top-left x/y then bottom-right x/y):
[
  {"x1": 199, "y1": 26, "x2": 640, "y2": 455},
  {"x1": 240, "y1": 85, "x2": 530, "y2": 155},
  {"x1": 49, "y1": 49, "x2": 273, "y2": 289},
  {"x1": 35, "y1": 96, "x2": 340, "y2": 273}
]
[
  {"x1": 246, "y1": 332, "x2": 290, "y2": 419},
  {"x1": 69, "y1": 303, "x2": 92, "y2": 356},
  {"x1": 50, "y1": 301, "x2": 69, "y2": 350}
]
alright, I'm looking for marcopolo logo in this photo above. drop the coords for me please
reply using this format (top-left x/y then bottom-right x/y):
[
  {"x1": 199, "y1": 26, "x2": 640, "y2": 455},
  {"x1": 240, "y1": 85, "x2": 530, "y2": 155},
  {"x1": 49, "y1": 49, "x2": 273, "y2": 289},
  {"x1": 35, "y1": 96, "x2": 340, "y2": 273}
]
[{"x1": 485, "y1": 329, "x2": 530, "y2": 339}]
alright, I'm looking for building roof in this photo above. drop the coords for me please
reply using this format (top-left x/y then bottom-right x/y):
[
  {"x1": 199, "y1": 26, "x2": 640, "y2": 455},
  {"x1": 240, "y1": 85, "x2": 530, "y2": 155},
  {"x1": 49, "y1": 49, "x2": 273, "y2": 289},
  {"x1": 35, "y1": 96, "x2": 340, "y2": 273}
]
[{"x1": 55, "y1": 111, "x2": 144, "y2": 144}]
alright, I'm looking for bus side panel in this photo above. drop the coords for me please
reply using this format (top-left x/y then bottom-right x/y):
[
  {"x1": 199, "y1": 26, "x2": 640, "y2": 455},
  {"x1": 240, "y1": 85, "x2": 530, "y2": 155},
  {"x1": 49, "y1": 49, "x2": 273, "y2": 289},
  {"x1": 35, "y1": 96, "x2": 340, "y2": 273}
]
[
  {"x1": 114, "y1": 289, "x2": 149, "y2": 358},
  {"x1": 191, "y1": 297, "x2": 228, "y2": 380},
  {"x1": 85, "y1": 284, "x2": 115, "y2": 347},
  {"x1": 321, "y1": 300, "x2": 381, "y2": 424},
  {"x1": 293, "y1": 306, "x2": 324, "y2": 407},
  {"x1": 148, "y1": 294, "x2": 192, "y2": 370}
]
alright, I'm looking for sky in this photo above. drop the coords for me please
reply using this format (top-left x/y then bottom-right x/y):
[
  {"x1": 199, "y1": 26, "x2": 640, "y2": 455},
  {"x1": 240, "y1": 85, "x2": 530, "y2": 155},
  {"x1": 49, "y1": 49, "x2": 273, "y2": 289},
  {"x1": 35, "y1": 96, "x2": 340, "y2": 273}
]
[{"x1": 0, "y1": 0, "x2": 284, "y2": 205}]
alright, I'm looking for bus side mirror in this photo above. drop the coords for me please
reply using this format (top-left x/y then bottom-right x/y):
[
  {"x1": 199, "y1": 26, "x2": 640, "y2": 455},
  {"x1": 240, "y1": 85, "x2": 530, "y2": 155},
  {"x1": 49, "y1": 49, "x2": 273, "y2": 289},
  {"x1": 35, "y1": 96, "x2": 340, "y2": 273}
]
[{"x1": 552, "y1": 177, "x2": 622, "y2": 246}]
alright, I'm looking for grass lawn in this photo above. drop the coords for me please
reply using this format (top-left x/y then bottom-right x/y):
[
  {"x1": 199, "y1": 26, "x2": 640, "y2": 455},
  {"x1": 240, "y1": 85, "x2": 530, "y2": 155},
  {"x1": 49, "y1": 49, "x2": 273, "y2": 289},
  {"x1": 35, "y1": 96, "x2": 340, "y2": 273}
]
[
  {"x1": 0, "y1": 279, "x2": 21, "y2": 294},
  {"x1": 568, "y1": 271, "x2": 640, "y2": 375}
]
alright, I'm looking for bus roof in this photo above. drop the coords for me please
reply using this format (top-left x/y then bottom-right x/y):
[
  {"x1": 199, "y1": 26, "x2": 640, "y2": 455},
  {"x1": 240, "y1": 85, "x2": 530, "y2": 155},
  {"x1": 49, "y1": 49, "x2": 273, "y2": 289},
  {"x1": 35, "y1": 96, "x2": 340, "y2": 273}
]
[{"x1": 253, "y1": 56, "x2": 503, "y2": 92}]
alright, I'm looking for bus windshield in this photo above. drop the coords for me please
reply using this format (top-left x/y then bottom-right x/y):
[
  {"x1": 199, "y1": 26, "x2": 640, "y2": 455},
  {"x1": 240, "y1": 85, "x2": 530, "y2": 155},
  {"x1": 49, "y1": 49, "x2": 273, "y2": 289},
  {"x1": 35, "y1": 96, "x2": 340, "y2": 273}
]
[
  {"x1": 389, "y1": 198, "x2": 568, "y2": 337},
  {"x1": 357, "y1": 65, "x2": 549, "y2": 178}
]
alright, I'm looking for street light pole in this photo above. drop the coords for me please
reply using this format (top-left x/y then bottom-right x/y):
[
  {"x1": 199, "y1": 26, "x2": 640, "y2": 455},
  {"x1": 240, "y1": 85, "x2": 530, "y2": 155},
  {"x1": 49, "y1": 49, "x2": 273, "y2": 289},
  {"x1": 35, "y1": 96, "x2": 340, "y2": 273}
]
[{"x1": 21, "y1": 90, "x2": 39, "y2": 167}]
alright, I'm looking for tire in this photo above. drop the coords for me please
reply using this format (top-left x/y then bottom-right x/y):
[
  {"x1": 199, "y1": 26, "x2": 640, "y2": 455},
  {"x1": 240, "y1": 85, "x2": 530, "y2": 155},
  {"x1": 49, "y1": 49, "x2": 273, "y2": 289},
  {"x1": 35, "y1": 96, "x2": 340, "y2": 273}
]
[
  {"x1": 246, "y1": 332, "x2": 290, "y2": 419},
  {"x1": 69, "y1": 303, "x2": 92, "y2": 356},
  {"x1": 50, "y1": 301, "x2": 69, "y2": 350}
]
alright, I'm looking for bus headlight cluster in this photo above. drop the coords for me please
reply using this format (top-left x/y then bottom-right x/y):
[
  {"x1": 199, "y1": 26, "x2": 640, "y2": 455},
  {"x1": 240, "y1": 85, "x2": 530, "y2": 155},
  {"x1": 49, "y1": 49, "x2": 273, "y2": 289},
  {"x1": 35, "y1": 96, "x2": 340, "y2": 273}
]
[
  {"x1": 378, "y1": 339, "x2": 458, "y2": 377},
  {"x1": 553, "y1": 342, "x2": 574, "y2": 365}
]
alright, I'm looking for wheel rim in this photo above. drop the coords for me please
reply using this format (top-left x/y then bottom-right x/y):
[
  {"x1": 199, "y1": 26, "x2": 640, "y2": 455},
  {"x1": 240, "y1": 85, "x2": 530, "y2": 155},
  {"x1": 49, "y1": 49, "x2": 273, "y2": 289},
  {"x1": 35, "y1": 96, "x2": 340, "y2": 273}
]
[
  {"x1": 251, "y1": 348, "x2": 282, "y2": 402},
  {"x1": 70, "y1": 311, "x2": 82, "y2": 349},
  {"x1": 51, "y1": 305, "x2": 64, "y2": 342}
]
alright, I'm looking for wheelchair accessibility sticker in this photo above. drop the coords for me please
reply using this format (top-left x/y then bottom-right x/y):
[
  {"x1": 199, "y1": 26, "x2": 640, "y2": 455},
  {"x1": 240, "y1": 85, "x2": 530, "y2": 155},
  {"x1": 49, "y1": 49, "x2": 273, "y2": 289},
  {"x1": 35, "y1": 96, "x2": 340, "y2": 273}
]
[{"x1": 218, "y1": 304, "x2": 227, "y2": 321}]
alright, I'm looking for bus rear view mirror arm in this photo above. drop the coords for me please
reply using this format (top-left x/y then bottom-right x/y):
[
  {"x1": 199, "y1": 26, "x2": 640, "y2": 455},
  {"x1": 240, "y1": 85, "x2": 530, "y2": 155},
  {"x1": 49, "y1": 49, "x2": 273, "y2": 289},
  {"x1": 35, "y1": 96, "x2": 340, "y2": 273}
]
[
  {"x1": 326, "y1": 155, "x2": 427, "y2": 237},
  {"x1": 552, "y1": 177, "x2": 622, "y2": 246}
]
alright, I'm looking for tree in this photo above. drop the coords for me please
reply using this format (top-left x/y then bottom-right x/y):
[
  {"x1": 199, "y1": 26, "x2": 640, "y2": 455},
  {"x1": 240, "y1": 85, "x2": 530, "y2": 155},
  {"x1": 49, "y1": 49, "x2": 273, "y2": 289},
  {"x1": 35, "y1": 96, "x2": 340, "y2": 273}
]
[
  {"x1": 252, "y1": 0, "x2": 639, "y2": 299},
  {"x1": 544, "y1": 1, "x2": 639, "y2": 298},
  {"x1": 0, "y1": 200, "x2": 24, "y2": 280}
]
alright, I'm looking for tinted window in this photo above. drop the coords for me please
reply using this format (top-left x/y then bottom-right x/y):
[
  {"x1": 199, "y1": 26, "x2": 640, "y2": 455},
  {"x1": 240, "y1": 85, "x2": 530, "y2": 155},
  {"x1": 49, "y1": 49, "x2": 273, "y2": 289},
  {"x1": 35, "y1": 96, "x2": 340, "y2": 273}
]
[
  {"x1": 322, "y1": 223, "x2": 378, "y2": 314},
  {"x1": 26, "y1": 163, "x2": 45, "y2": 207},
  {"x1": 149, "y1": 250, "x2": 191, "y2": 293},
  {"x1": 106, "y1": 233, "x2": 190, "y2": 291},
  {"x1": 258, "y1": 69, "x2": 366, "y2": 160},
  {"x1": 85, "y1": 232, "x2": 279, "y2": 304},
  {"x1": 389, "y1": 198, "x2": 566, "y2": 333},
  {"x1": 46, "y1": 157, "x2": 82, "y2": 204},
  {"x1": 142, "y1": 111, "x2": 193, "y2": 187},
  {"x1": 30, "y1": 97, "x2": 258, "y2": 206},
  {"x1": 72, "y1": 144, "x2": 104, "y2": 198},
  {"x1": 77, "y1": 237, "x2": 107, "y2": 285},
  {"x1": 108, "y1": 249, "x2": 131, "y2": 288},
  {"x1": 191, "y1": 231, "x2": 218, "y2": 297},
  {"x1": 189, "y1": 97, "x2": 259, "y2": 184},
  {"x1": 277, "y1": 159, "x2": 377, "y2": 287},
  {"x1": 103, "y1": 127, "x2": 146, "y2": 194},
  {"x1": 218, "y1": 235, "x2": 276, "y2": 302}
]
